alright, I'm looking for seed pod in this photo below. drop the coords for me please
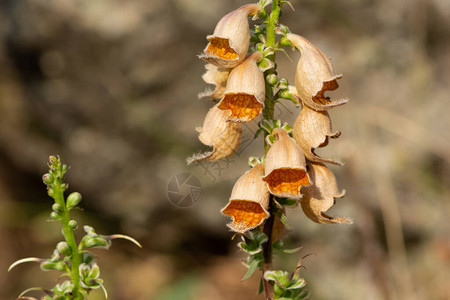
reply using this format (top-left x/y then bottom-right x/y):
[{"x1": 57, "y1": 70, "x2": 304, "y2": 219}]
[
  {"x1": 200, "y1": 4, "x2": 261, "y2": 68},
  {"x1": 300, "y1": 162, "x2": 352, "y2": 224},
  {"x1": 198, "y1": 64, "x2": 230, "y2": 101},
  {"x1": 263, "y1": 128, "x2": 310, "y2": 199},
  {"x1": 217, "y1": 52, "x2": 265, "y2": 122},
  {"x1": 293, "y1": 105, "x2": 342, "y2": 166},
  {"x1": 221, "y1": 164, "x2": 270, "y2": 233},
  {"x1": 187, "y1": 104, "x2": 242, "y2": 164},
  {"x1": 287, "y1": 33, "x2": 348, "y2": 111}
]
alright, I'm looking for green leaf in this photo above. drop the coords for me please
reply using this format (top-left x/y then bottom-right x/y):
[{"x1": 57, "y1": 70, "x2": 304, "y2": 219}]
[
  {"x1": 253, "y1": 128, "x2": 264, "y2": 139},
  {"x1": 287, "y1": 278, "x2": 306, "y2": 290},
  {"x1": 241, "y1": 259, "x2": 260, "y2": 281},
  {"x1": 279, "y1": 213, "x2": 292, "y2": 230},
  {"x1": 258, "y1": 277, "x2": 264, "y2": 294}
]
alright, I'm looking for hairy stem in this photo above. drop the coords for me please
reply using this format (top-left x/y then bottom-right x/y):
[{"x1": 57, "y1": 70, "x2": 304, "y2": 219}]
[
  {"x1": 52, "y1": 172, "x2": 83, "y2": 299},
  {"x1": 261, "y1": 1, "x2": 281, "y2": 299}
]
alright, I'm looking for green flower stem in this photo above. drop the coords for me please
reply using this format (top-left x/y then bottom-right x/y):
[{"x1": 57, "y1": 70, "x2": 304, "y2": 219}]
[
  {"x1": 51, "y1": 164, "x2": 83, "y2": 299},
  {"x1": 261, "y1": 1, "x2": 282, "y2": 299},
  {"x1": 266, "y1": 0, "x2": 281, "y2": 48}
]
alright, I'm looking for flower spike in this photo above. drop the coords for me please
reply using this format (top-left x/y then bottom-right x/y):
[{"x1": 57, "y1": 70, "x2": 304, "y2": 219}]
[
  {"x1": 222, "y1": 164, "x2": 270, "y2": 233},
  {"x1": 200, "y1": 4, "x2": 261, "y2": 68},
  {"x1": 300, "y1": 162, "x2": 352, "y2": 224},
  {"x1": 187, "y1": 104, "x2": 242, "y2": 164},
  {"x1": 287, "y1": 33, "x2": 348, "y2": 111},
  {"x1": 217, "y1": 52, "x2": 265, "y2": 122},
  {"x1": 262, "y1": 128, "x2": 310, "y2": 199}
]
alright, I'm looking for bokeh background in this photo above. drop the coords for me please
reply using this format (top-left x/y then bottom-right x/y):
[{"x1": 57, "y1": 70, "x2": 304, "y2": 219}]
[{"x1": 1, "y1": 0, "x2": 449, "y2": 299}]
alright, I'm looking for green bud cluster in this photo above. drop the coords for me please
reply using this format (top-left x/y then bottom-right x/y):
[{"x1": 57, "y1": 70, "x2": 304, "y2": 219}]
[{"x1": 9, "y1": 156, "x2": 140, "y2": 300}]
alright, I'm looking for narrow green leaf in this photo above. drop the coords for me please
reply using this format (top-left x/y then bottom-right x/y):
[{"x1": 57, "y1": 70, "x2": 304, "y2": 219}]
[
  {"x1": 8, "y1": 257, "x2": 43, "y2": 272},
  {"x1": 241, "y1": 259, "x2": 260, "y2": 281},
  {"x1": 258, "y1": 277, "x2": 264, "y2": 294}
]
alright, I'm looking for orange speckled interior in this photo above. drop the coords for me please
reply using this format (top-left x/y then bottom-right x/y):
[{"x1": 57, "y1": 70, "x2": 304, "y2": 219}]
[
  {"x1": 222, "y1": 200, "x2": 268, "y2": 229},
  {"x1": 265, "y1": 168, "x2": 309, "y2": 196},
  {"x1": 218, "y1": 93, "x2": 262, "y2": 121},
  {"x1": 206, "y1": 38, "x2": 239, "y2": 60}
]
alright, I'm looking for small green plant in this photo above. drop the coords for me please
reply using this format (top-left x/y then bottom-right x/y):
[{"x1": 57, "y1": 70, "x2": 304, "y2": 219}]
[
  {"x1": 189, "y1": 0, "x2": 352, "y2": 298},
  {"x1": 9, "y1": 156, "x2": 141, "y2": 300}
]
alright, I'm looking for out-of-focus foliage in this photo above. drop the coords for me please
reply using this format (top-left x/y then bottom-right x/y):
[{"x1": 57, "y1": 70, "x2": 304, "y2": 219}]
[{"x1": 0, "y1": 0, "x2": 449, "y2": 299}]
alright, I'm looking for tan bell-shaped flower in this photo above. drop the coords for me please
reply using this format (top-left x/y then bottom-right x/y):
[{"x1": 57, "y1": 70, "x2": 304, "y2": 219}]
[
  {"x1": 200, "y1": 4, "x2": 261, "y2": 69},
  {"x1": 187, "y1": 104, "x2": 242, "y2": 164},
  {"x1": 262, "y1": 128, "x2": 310, "y2": 199},
  {"x1": 198, "y1": 64, "x2": 230, "y2": 101},
  {"x1": 217, "y1": 52, "x2": 265, "y2": 122},
  {"x1": 293, "y1": 105, "x2": 343, "y2": 166},
  {"x1": 221, "y1": 164, "x2": 270, "y2": 233},
  {"x1": 300, "y1": 162, "x2": 352, "y2": 224},
  {"x1": 287, "y1": 33, "x2": 348, "y2": 111}
]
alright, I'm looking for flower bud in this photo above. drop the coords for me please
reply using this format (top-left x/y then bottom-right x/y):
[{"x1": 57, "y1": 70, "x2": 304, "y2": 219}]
[
  {"x1": 52, "y1": 203, "x2": 62, "y2": 213},
  {"x1": 68, "y1": 220, "x2": 78, "y2": 230},
  {"x1": 217, "y1": 52, "x2": 265, "y2": 122},
  {"x1": 262, "y1": 129, "x2": 310, "y2": 199},
  {"x1": 198, "y1": 64, "x2": 230, "y2": 101},
  {"x1": 293, "y1": 105, "x2": 342, "y2": 165},
  {"x1": 221, "y1": 164, "x2": 270, "y2": 232},
  {"x1": 200, "y1": 4, "x2": 261, "y2": 68},
  {"x1": 300, "y1": 162, "x2": 352, "y2": 224},
  {"x1": 50, "y1": 211, "x2": 60, "y2": 220},
  {"x1": 187, "y1": 104, "x2": 242, "y2": 164},
  {"x1": 67, "y1": 192, "x2": 82, "y2": 209},
  {"x1": 266, "y1": 74, "x2": 278, "y2": 86},
  {"x1": 56, "y1": 242, "x2": 71, "y2": 256},
  {"x1": 287, "y1": 33, "x2": 348, "y2": 111},
  {"x1": 40, "y1": 260, "x2": 66, "y2": 272},
  {"x1": 42, "y1": 173, "x2": 54, "y2": 184},
  {"x1": 82, "y1": 236, "x2": 109, "y2": 249}
]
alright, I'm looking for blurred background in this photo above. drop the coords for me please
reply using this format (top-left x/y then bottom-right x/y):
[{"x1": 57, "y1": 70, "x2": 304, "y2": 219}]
[{"x1": 1, "y1": 0, "x2": 449, "y2": 299}]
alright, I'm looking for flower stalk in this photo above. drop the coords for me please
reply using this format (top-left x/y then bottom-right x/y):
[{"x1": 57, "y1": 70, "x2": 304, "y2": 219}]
[
  {"x1": 261, "y1": 1, "x2": 282, "y2": 298},
  {"x1": 47, "y1": 157, "x2": 83, "y2": 299},
  {"x1": 194, "y1": 0, "x2": 351, "y2": 298},
  {"x1": 9, "y1": 156, "x2": 141, "y2": 300}
]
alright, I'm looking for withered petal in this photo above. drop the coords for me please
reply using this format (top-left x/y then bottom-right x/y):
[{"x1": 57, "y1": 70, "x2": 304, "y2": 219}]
[
  {"x1": 293, "y1": 105, "x2": 343, "y2": 166},
  {"x1": 198, "y1": 64, "x2": 230, "y2": 101},
  {"x1": 221, "y1": 164, "x2": 270, "y2": 232},
  {"x1": 217, "y1": 52, "x2": 265, "y2": 122},
  {"x1": 263, "y1": 129, "x2": 310, "y2": 199},
  {"x1": 199, "y1": 4, "x2": 261, "y2": 68},
  {"x1": 300, "y1": 162, "x2": 352, "y2": 224},
  {"x1": 187, "y1": 105, "x2": 242, "y2": 164},
  {"x1": 287, "y1": 33, "x2": 348, "y2": 111}
]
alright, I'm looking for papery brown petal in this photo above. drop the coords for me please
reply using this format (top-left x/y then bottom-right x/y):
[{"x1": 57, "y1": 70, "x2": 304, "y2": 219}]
[
  {"x1": 200, "y1": 4, "x2": 261, "y2": 68},
  {"x1": 293, "y1": 105, "x2": 343, "y2": 166},
  {"x1": 198, "y1": 64, "x2": 230, "y2": 101},
  {"x1": 218, "y1": 52, "x2": 265, "y2": 122},
  {"x1": 187, "y1": 105, "x2": 242, "y2": 164},
  {"x1": 221, "y1": 164, "x2": 270, "y2": 232},
  {"x1": 262, "y1": 128, "x2": 310, "y2": 199},
  {"x1": 287, "y1": 33, "x2": 348, "y2": 111},
  {"x1": 300, "y1": 162, "x2": 352, "y2": 224}
]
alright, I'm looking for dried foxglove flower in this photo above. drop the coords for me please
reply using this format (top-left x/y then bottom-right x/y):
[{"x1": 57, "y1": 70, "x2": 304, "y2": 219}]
[
  {"x1": 198, "y1": 64, "x2": 230, "y2": 101},
  {"x1": 187, "y1": 104, "x2": 242, "y2": 164},
  {"x1": 293, "y1": 105, "x2": 343, "y2": 166},
  {"x1": 217, "y1": 52, "x2": 265, "y2": 122},
  {"x1": 222, "y1": 164, "x2": 270, "y2": 232},
  {"x1": 301, "y1": 162, "x2": 352, "y2": 224},
  {"x1": 263, "y1": 128, "x2": 310, "y2": 199},
  {"x1": 200, "y1": 4, "x2": 261, "y2": 69},
  {"x1": 287, "y1": 33, "x2": 348, "y2": 111}
]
